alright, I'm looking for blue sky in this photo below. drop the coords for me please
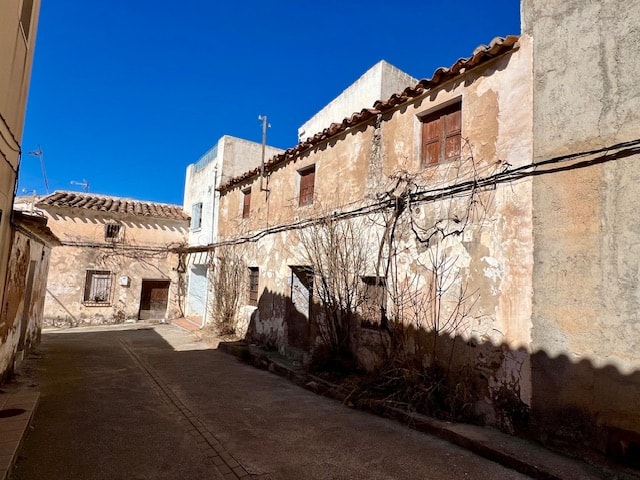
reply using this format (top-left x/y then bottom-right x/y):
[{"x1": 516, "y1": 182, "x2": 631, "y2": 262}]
[{"x1": 19, "y1": 1, "x2": 521, "y2": 206}]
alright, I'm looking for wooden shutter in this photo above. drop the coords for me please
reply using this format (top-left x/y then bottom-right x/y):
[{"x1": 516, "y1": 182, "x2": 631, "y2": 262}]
[
  {"x1": 421, "y1": 102, "x2": 461, "y2": 166},
  {"x1": 242, "y1": 189, "x2": 251, "y2": 218},
  {"x1": 444, "y1": 107, "x2": 461, "y2": 162},
  {"x1": 299, "y1": 167, "x2": 315, "y2": 206},
  {"x1": 248, "y1": 267, "x2": 259, "y2": 306},
  {"x1": 422, "y1": 116, "x2": 443, "y2": 166}
]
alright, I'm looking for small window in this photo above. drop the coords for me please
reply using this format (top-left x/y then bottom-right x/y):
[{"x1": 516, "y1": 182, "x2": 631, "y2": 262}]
[
  {"x1": 191, "y1": 202, "x2": 203, "y2": 230},
  {"x1": 242, "y1": 188, "x2": 251, "y2": 219},
  {"x1": 298, "y1": 166, "x2": 315, "y2": 206},
  {"x1": 420, "y1": 102, "x2": 461, "y2": 167},
  {"x1": 361, "y1": 276, "x2": 387, "y2": 328},
  {"x1": 83, "y1": 270, "x2": 112, "y2": 305},
  {"x1": 104, "y1": 223, "x2": 122, "y2": 242},
  {"x1": 19, "y1": 0, "x2": 34, "y2": 43},
  {"x1": 248, "y1": 267, "x2": 259, "y2": 306}
]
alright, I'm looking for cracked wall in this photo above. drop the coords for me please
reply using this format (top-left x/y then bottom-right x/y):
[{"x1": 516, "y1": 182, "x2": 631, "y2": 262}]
[
  {"x1": 217, "y1": 41, "x2": 534, "y2": 428},
  {"x1": 523, "y1": 0, "x2": 640, "y2": 453}
]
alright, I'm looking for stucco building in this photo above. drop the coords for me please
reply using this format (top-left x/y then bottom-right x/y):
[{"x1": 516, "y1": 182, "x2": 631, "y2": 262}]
[
  {"x1": 1, "y1": 210, "x2": 58, "y2": 382},
  {"x1": 32, "y1": 192, "x2": 189, "y2": 326},
  {"x1": 182, "y1": 135, "x2": 283, "y2": 322},
  {"x1": 0, "y1": 0, "x2": 42, "y2": 381},
  {"x1": 183, "y1": 0, "x2": 640, "y2": 465},
  {"x1": 215, "y1": 33, "x2": 532, "y2": 416}
]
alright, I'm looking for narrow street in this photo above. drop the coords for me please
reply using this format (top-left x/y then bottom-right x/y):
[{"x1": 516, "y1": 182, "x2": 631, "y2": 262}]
[{"x1": 11, "y1": 324, "x2": 530, "y2": 480}]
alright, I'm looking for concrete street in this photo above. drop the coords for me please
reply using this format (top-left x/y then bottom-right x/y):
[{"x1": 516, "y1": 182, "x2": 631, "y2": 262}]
[{"x1": 10, "y1": 324, "x2": 530, "y2": 479}]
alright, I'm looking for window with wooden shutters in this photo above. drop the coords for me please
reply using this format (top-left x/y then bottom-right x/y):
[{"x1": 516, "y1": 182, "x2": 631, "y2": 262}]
[
  {"x1": 83, "y1": 270, "x2": 112, "y2": 305},
  {"x1": 298, "y1": 166, "x2": 315, "y2": 206},
  {"x1": 420, "y1": 102, "x2": 462, "y2": 167},
  {"x1": 242, "y1": 188, "x2": 251, "y2": 218},
  {"x1": 248, "y1": 267, "x2": 259, "y2": 306}
]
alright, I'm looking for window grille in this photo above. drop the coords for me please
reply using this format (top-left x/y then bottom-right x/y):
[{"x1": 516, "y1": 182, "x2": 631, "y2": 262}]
[
  {"x1": 105, "y1": 223, "x2": 122, "y2": 241},
  {"x1": 83, "y1": 270, "x2": 112, "y2": 305}
]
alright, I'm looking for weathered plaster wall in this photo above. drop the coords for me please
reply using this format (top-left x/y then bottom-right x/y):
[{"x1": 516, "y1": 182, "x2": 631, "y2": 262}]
[
  {"x1": 41, "y1": 209, "x2": 187, "y2": 326},
  {"x1": 0, "y1": 230, "x2": 50, "y2": 382},
  {"x1": 0, "y1": 0, "x2": 40, "y2": 324},
  {"x1": 523, "y1": 0, "x2": 640, "y2": 453},
  {"x1": 217, "y1": 41, "x2": 534, "y2": 427}
]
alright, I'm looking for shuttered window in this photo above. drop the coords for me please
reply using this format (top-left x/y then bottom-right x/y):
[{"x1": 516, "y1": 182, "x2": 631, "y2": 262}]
[
  {"x1": 421, "y1": 102, "x2": 462, "y2": 167},
  {"x1": 299, "y1": 166, "x2": 315, "y2": 206},
  {"x1": 248, "y1": 267, "x2": 259, "y2": 306},
  {"x1": 242, "y1": 188, "x2": 251, "y2": 218}
]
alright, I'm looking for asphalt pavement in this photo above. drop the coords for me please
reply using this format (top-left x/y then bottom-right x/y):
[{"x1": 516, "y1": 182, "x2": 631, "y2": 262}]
[{"x1": 9, "y1": 324, "x2": 533, "y2": 480}]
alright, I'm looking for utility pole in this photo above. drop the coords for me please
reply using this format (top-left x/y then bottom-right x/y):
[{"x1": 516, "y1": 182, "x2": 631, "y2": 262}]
[
  {"x1": 28, "y1": 146, "x2": 49, "y2": 194},
  {"x1": 258, "y1": 115, "x2": 270, "y2": 192}
]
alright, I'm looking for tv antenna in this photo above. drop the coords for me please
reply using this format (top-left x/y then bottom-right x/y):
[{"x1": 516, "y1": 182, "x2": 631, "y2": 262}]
[
  {"x1": 28, "y1": 146, "x2": 49, "y2": 194},
  {"x1": 70, "y1": 179, "x2": 90, "y2": 192},
  {"x1": 258, "y1": 115, "x2": 271, "y2": 192}
]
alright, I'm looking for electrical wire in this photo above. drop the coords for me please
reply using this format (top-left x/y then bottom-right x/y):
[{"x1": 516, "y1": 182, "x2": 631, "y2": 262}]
[{"x1": 175, "y1": 138, "x2": 640, "y2": 255}]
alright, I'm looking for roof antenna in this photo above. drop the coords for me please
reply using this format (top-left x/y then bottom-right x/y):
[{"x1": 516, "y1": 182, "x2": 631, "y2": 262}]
[
  {"x1": 28, "y1": 146, "x2": 49, "y2": 194},
  {"x1": 258, "y1": 115, "x2": 270, "y2": 192},
  {"x1": 70, "y1": 179, "x2": 90, "y2": 192}
]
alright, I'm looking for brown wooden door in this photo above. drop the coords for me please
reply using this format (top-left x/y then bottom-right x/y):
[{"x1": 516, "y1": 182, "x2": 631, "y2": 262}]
[{"x1": 139, "y1": 280, "x2": 170, "y2": 320}]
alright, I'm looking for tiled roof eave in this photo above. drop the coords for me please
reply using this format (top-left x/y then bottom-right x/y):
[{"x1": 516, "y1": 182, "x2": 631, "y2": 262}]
[
  {"x1": 218, "y1": 35, "x2": 520, "y2": 193},
  {"x1": 35, "y1": 192, "x2": 190, "y2": 222}
]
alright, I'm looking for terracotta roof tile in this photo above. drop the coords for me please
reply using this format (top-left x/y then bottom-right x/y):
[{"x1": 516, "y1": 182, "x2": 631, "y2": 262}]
[
  {"x1": 12, "y1": 211, "x2": 62, "y2": 246},
  {"x1": 218, "y1": 35, "x2": 520, "y2": 193},
  {"x1": 36, "y1": 191, "x2": 190, "y2": 221}
]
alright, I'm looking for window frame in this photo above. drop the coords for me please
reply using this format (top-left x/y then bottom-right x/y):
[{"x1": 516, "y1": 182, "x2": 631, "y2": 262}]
[
  {"x1": 83, "y1": 270, "x2": 113, "y2": 306},
  {"x1": 104, "y1": 222, "x2": 123, "y2": 242},
  {"x1": 242, "y1": 187, "x2": 252, "y2": 219},
  {"x1": 419, "y1": 101, "x2": 462, "y2": 167},
  {"x1": 298, "y1": 165, "x2": 316, "y2": 207},
  {"x1": 248, "y1": 267, "x2": 259, "y2": 306},
  {"x1": 191, "y1": 202, "x2": 203, "y2": 230}
]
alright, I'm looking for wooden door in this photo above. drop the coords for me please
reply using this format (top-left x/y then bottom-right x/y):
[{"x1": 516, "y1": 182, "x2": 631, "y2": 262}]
[{"x1": 139, "y1": 280, "x2": 170, "y2": 320}]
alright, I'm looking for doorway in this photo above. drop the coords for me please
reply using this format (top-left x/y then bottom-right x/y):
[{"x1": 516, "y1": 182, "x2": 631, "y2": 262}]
[
  {"x1": 287, "y1": 266, "x2": 313, "y2": 348},
  {"x1": 138, "y1": 279, "x2": 170, "y2": 320}
]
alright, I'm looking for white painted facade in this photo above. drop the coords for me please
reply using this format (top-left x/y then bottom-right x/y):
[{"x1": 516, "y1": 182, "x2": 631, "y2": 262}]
[
  {"x1": 182, "y1": 135, "x2": 283, "y2": 321},
  {"x1": 297, "y1": 60, "x2": 417, "y2": 141}
]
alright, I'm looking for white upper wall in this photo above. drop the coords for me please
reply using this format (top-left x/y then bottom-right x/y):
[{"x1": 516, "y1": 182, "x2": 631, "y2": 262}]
[
  {"x1": 183, "y1": 135, "x2": 283, "y2": 246},
  {"x1": 297, "y1": 60, "x2": 418, "y2": 141}
]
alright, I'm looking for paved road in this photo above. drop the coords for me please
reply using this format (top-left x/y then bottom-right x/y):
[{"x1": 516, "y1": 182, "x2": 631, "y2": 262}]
[{"x1": 11, "y1": 324, "x2": 530, "y2": 479}]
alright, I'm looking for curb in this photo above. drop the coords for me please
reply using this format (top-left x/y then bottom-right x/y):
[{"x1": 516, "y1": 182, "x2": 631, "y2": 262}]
[
  {"x1": 0, "y1": 389, "x2": 39, "y2": 480},
  {"x1": 218, "y1": 341, "x2": 638, "y2": 480}
]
